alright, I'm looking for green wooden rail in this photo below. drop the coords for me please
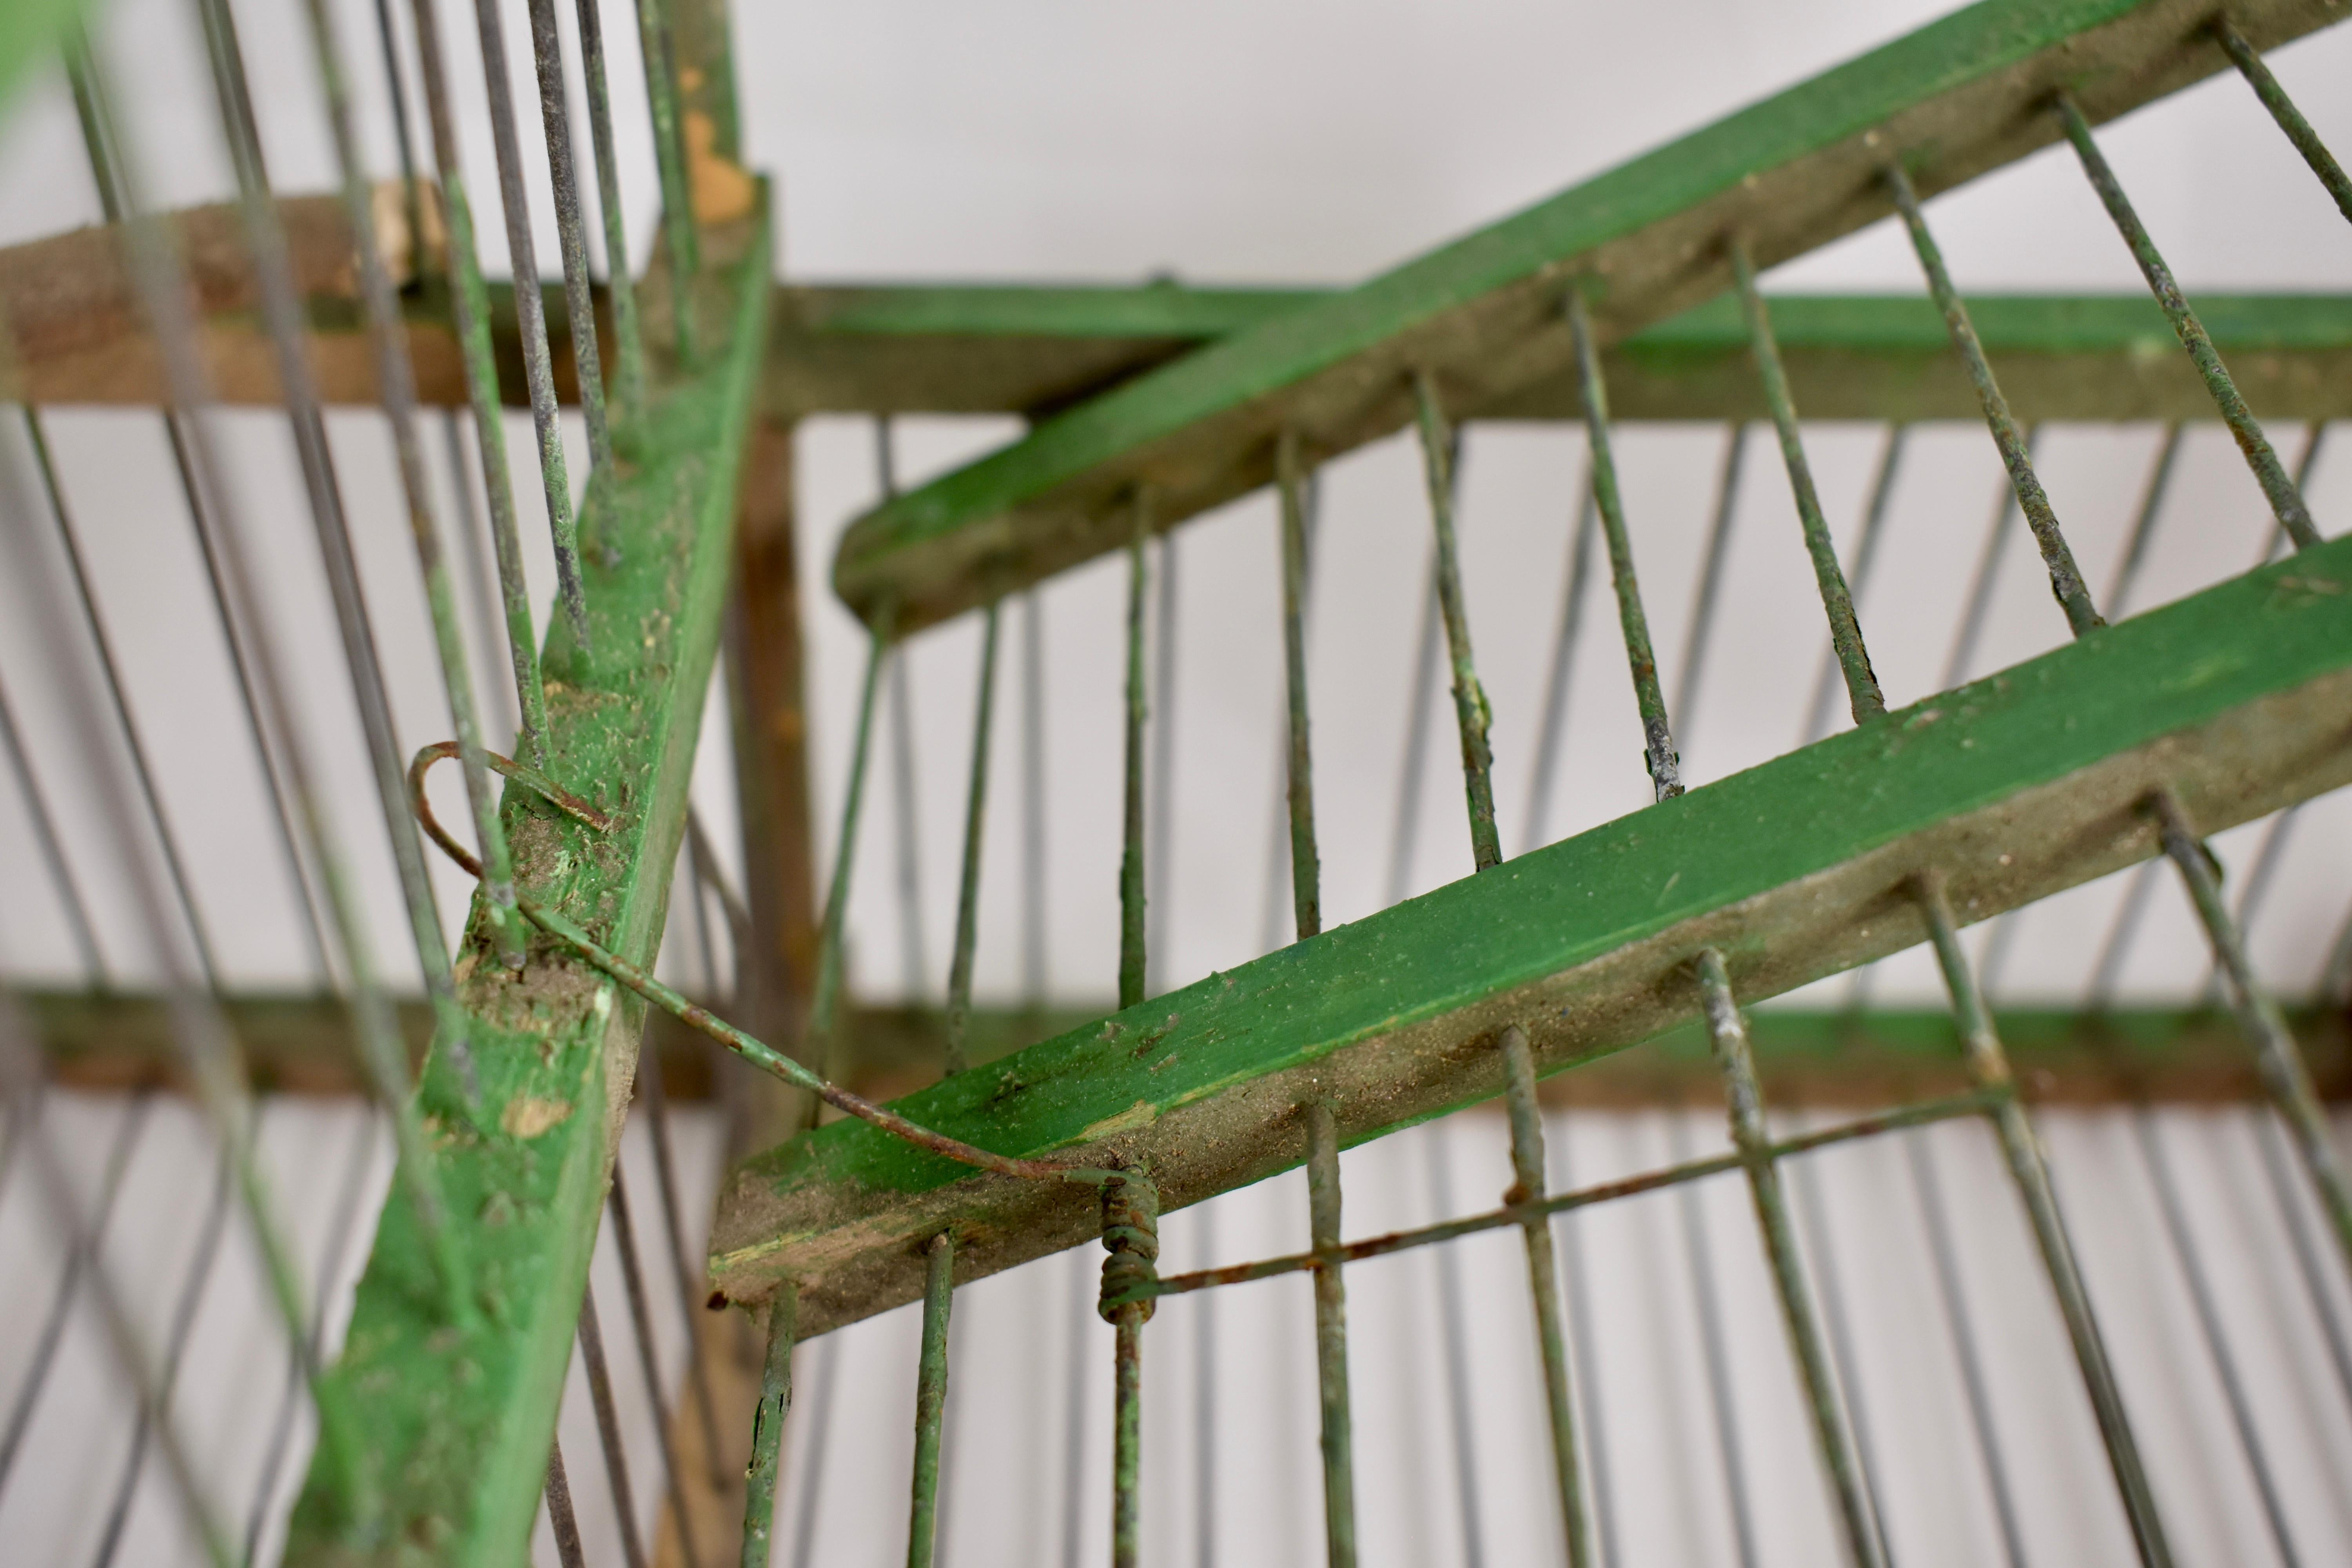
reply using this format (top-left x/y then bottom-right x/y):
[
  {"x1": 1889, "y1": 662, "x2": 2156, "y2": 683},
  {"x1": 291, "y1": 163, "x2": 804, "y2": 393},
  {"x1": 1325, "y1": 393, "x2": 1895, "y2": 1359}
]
[
  {"x1": 714, "y1": 528, "x2": 2352, "y2": 1336},
  {"x1": 831, "y1": 0, "x2": 2348, "y2": 633},
  {"x1": 282, "y1": 202, "x2": 771, "y2": 1567}
]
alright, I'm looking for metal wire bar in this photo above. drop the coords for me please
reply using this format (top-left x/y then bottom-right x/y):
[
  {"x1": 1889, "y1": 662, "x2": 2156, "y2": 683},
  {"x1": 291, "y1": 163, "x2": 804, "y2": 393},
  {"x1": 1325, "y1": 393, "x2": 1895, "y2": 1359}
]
[
  {"x1": 2249, "y1": 1112, "x2": 2352, "y2": 1415},
  {"x1": 1566, "y1": 289, "x2": 1680, "y2": 800},
  {"x1": 1101, "y1": 1173, "x2": 1159, "y2": 1568},
  {"x1": 0, "y1": 1089, "x2": 150, "y2": 1491},
  {"x1": 944, "y1": 601, "x2": 1002, "y2": 1074},
  {"x1": 1903, "y1": 1129, "x2": 2029, "y2": 1568},
  {"x1": 1149, "y1": 526, "x2": 1180, "y2": 993},
  {"x1": 243, "y1": 1106, "x2": 383, "y2": 1564},
  {"x1": 1410, "y1": 374, "x2": 1503, "y2": 869},
  {"x1": 1941, "y1": 435, "x2": 2036, "y2": 691},
  {"x1": 578, "y1": 1281, "x2": 652, "y2": 1568},
  {"x1": 2134, "y1": 1111, "x2": 2303, "y2": 1566},
  {"x1": 467, "y1": 0, "x2": 593, "y2": 650},
  {"x1": 934, "y1": 1292, "x2": 975, "y2": 1568},
  {"x1": 1058, "y1": 1250, "x2": 1089, "y2": 1568},
  {"x1": 368, "y1": 0, "x2": 423, "y2": 237},
  {"x1": 0, "y1": 661, "x2": 106, "y2": 982},
  {"x1": 1022, "y1": 591, "x2": 1048, "y2": 1007},
  {"x1": 2265, "y1": 422, "x2": 2331, "y2": 561},
  {"x1": 609, "y1": 1167, "x2": 704, "y2": 1568},
  {"x1": 1276, "y1": 432, "x2": 1322, "y2": 938},
  {"x1": 1549, "y1": 1121, "x2": 1621, "y2": 1568},
  {"x1": 1729, "y1": 240, "x2": 1889, "y2": 716},
  {"x1": 89, "y1": 1120, "x2": 242, "y2": 1568},
  {"x1": 295, "y1": 0, "x2": 531, "y2": 973},
  {"x1": 790, "y1": 1331, "x2": 839, "y2": 1568},
  {"x1": 24, "y1": 413, "x2": 221, "y2": 988},
  {"x1": 2056, "y1": 92, "x2": 2318, "y2": 550},
  {"x1": 1147, "y1": 1090, "x2": 2007, "y2": 1299},
  {"x1": 1918, "y1": 875, "x2": 2173, "y2": 1567},
  {"x1": 906, "y1": 1232, "x2": 955, "y2": 1568},
  {"x1": 632, "y1": 0, "x2": 698, "y2": 356},
  {"x1": 547, "y1": 1443, "x2": 590, "y2": 1568},
  {"x1": 33, "y1": 44, "x2": 403, "y2": 1512},
  {"x1": 1385, "y1": 502, "x2": 1448, "y2": 906},
  {"x1": 1522, "y1": 474, "x2": 1598, "y2": 853},
  {"x1": 1192, "y1": 1200, "x2": 1220, "y2": 1568},
  {"x1": 185, "y1": 0, "x2": 485, "y2": 1303},
  {"x1": 877, "y1": 433, "x2": 931, "y2": 1005},
  {"x1": 1802, "y1": 426, "x2": 1907, "y2": 745},
  {"x1": 1499, "y1": 1025, "x2": 1591, "y2": 1567},
  {"x1": 1784, "y1": 1138, "x2": 1896, "y2": 1568},
  {"x1": 524, "y1": 0, "x2": 614, "y2": 490},
  {"x1": 1665, "y1": 1108, "x2": 1759, "y2": 1568},
  {"x1": 1670, "y1": 426, "x2": 1749, "y2": 758},
  {"x1": 442, "y1": 412, "x2": 520, "y2": 738},
  {"x1": 1421, "y1": 1124, "x2": 1488, "y2": 1568},
  {"x1": 403, "y1": 0, "x2": 557, "y2": 759},
  {"x1": 2107, "y1": 425, "x2": 2186, "y2": 613},
  {"x1": 2154, "y1": 793, "x2": 2352, "y2": 1268},
  {"x1": 1120, "y1": 494, "x2": 1151, "y2": 1009},
  {"x1": 632, "y1": 1027, "x2": 727, "y2": 1485},
  {"x1": 572, "y1": 0, "x2": 646, "y2": 414},
  {"x1": 1305, "y1": 1101, "x2": 1359, "y2": 1568},
  {"x1": 2213, "y1": 20, "x2": 2352, "y2": 226},
  {"x1": 1695, "y1": 949, "x2": 1885, "y2": 1568},
  {"x1": 0, "y1": 1006, "x2": 232, "y2": 1568},
  {"x1": 1887, "y1": 164, "x2": 2102, "y2": 635},
  {"x1": 808, "y1": 609, "x2": 896, "y2": 1106}
]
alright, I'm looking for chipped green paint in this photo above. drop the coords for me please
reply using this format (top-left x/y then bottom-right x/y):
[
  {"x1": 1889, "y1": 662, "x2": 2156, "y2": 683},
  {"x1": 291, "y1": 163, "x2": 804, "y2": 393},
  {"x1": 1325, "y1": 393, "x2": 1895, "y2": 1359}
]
[
  {"x1": 715, "y1": 532, "x2": 2352, "y2": 1328},
  {"x1": 831, "y1": 0, "x2": 2347, "y2": 631},
  {"x1": 283, "y1": 196, "x2": 770, "y2": 1568}
]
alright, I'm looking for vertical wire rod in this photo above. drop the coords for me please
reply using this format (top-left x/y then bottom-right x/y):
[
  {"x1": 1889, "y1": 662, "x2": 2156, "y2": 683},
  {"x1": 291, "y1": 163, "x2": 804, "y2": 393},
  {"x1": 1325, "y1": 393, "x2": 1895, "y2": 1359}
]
[
  {"x1": 2153, "y1": 793, "x2": 2352, "y2": 1267},
  {"x1": 1100, "y1": 1173, "x2": 1161, "y2": 1568},
  {"x1": 1802, "y1": 426, "x2": 1908, "y2": 744},
  {"x1": 1521, "y1": 475, "x2": 1598, "y2": 852},
  {"x1": 523, "y1": 0, "x2": 614, "y2": 487},
  {"x1": 0, "y1": 1007, "x2": 233, "y2": 1568},
  {"x1": 739, "y1": 1288, "x2": 797, "y2": 1568},
  {"x1": 878, "y1": 423, "x2": 928, "y2": 1005},
  {"x1": 1384, "y1": 505, "x2": 1448, "y2": 907},
  {"x1": 1886, "y1": 164, "x2": 2103, "y2": 633},
  {"x1": 1148, "y1": 526, "x2": 1180, "y2": 995},
  {"x1": 805, "y1": 605, "x2": 898, "y2": 1112},
  {"x1": 572, "y1": 0, "x2": 645, "y2": 413},
  {"x1": 1940, "y1": 436, "x2": 2034, "y2": 692},
  {"x1": 1548, "y1": 1119, "x2": 1621, "y2": 1568},
  {"x1": 546, "y1": 1442, "x2": 590, "y2": 1568},
  {"x1": 1305, "y1": 1101, "x2": 1359, "y2": 1568},
  {"x1": 1192, "y1": 1200, "x2": 1220, "y2": 1568},
  {"x1": 1565, "y1": 290, "x2": 1680, "y2": 800},
  {"x1": 467, "y1": 0, "x2": 594, "y2": 649},
  {"x1": 1423, "y1": 1123, "x2": 1489, "y2": 1568},
  {"x1": 1729, "y1": 238, "x2": 1891, "y2": 715},
  {"x1": 1693, "y1": 949, "x2": 1886, "y2": 1568},
  {"x1": 1020, "y1": 591, "x2": 1048, "y2": 1007},
  {"x1": 789, "y1": 1336, "x2": 840, "y2": 1568},
  {"x1": 2132, "y1": 1111, "x2": 2304, "y2": 1566},
  {"x1": 1276, "y1": 430, "x2": 1323, "y2": 937},
  {"x1": 293, "y1": 0, "x2": 530, "y2": 973},
  {"x1": 50, "y1": 40, "x2": 432, "y2": 1506},
  {"x1": 1410, "y1": 373, "x2": 1504, "y2": 869},
  {"x1": 610, "y1": 1166, "x2": 704, "y2": 1568},
  {"x1": 1917, "y1": 874, "x2": 2174, "y2": 1567},
  {"x1": 1670, "y1": 424, "x2": 1749, "y2": 758},
  {"x1": 89, "y1": 1117, "x2": 245, "y2": 1568},
  {"x1": 185, "y1": 0, "x2": 483, "y2": 1299},
  {"x1": 906, "y1": 1232, "x2": 956, "y2": 1568},
  {"x1": 1058, "y1": 1250, "x2": 1089, "y2": 1568},
  {"x1": 0, "y1": 674, "x2": 105, "y2": 979},
  {"x1": 1667, "y1": 1110, "x2": 1760, "y2": 1568},
  {"x1": 403, "y1": 0, "x2": 554, "y2": 757},
  {"x1": 1498, "y1": 1025, "x2": 1592, "y2": 1567},
  {"x1": 633, "y1": 1034, "x2": 728, "y2": 1485},
  {"x1": 1902, "y1": 1130, "x2": 2030, "y2": 1568},
  {"x1": 1785, "y1": 1140, "x2": 1897, "y2": 1568},
  {"x1": 579, "y1": 1280, "x2": 653, "y2": 1568},
  {"x1": 2055, "y1": 93, "x2": 2318, "y2": 549},
  {"x1": 1119, "y1": 492, "x2": 1151, "y2": 1010},
  {"x1": 632, "y1": 0, "x2": 698, "y2": 355},
  {"x1": 2213, "y1": 21, "x2": 2352, "y2": 226},
  {"x1": 23, "y1": 413, "x2": 221, "y2": 988},
  {"x1": 944, "y1": 600, "x2": 1002, "y2": 1075}
]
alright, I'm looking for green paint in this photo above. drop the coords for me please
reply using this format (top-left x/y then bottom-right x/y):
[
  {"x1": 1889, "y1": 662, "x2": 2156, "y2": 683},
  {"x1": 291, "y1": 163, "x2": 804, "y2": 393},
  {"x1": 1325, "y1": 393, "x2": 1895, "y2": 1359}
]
[
  {"x1": 721, "y1": 531, "x2": 2352, "y2": 1303},
  {"x1": 285, "y1": 196, "x2": 770, "y2": 1567}
]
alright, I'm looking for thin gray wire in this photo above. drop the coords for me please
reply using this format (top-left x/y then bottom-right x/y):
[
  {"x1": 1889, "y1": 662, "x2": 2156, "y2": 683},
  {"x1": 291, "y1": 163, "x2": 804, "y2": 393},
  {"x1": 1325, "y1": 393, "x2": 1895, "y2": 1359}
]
[
  {"x1": 1548, "y1": 1114, "x2": 1620, "y2": 1568},
  {"x1": 1801, "y1": 426, "x2": 1909, "y2": 747},
  {"x1": 790, "y1": 1338, "x2": 840, "y2": 1568},
  {"x1": 1422, "y1": 1118, "x2": 1488, "y2": 1568},
  {"x1": 1057, "y1": 1246, "x2": 1091, "y2": 1568},
  {"x1": 1788, "y1": 1121, "x2": 1901, "y2": 1568},
  {"x1": 1520, "y1": 470, "x2": 1597, "y2": 856},
  {"x1": 1387, "y1": 432, "x2": 1466, "y2": 908},
  {"x1": 0, "y1": 671, "x2": 107, "y2": 981},
  {"x1": 1021, "y1": 592, "x2": 1048, "y2": 1008},
  {"x1": 1260, "y1": 470, "x2": 1323, "y2": 954},
  {"x1": 1148, "y1": 528, "x2": 1180, "y2": 994},
  {"x1": 1666, "y1": 1113, "x2": 1759, "y2": 1568},
  {"x1": 1668, "y1": 424, "x2": 1750, "y2": 759},
  {"x1": 608, "y1": 1166, "x2": 705, "y2": 1568}
]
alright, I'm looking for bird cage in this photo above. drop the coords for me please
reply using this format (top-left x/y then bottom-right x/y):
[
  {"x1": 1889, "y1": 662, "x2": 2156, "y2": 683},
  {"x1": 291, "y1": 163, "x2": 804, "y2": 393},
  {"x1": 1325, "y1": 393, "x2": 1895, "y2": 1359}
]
[{"x1": 2, "y1": 2, "x2": 2351, "y2": 1566}]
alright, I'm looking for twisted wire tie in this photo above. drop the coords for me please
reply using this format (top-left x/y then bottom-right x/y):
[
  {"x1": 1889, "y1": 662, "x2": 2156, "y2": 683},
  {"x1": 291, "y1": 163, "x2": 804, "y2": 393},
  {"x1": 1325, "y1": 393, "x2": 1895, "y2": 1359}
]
[{"x1": 1098, "y1": 1168, "x2": 1161, "y2": 1323}]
